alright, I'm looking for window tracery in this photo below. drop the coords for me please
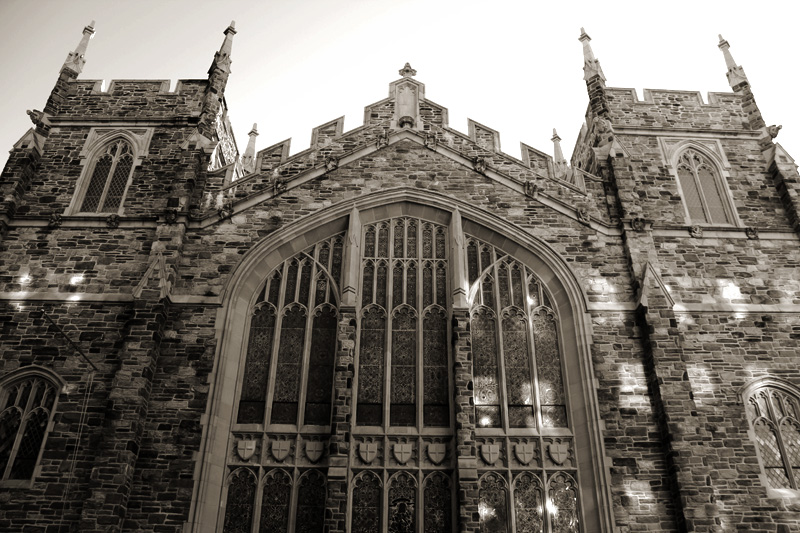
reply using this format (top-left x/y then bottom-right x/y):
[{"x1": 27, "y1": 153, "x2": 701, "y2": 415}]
[
  {"x1": 0, "y1": 372, "x2": 59, "y2": 482},
  {"x1": 78, "y1": 139, "x2": 136, "y2": 213},
  {"x1": 744, "y1": 381, "x2": 800, "y2": 490},
  {"x1": 675, "y1": 148, "x2": 734, "y2": 225}
]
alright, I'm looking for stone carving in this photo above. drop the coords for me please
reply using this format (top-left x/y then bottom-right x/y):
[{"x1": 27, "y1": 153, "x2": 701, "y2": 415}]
[
  {"x1": 359, "y1": 441, "x2": 379, "y2": 464},
  {"x1": 324, "y1": 156, "x2": 339, "y2": 172},
  {"x1": 376, "y1": 130, "x2": 389, "y2": 149},
  {"x1": 427, "y1": 443, "x2": 446, "y2": 465},
  {"x1": 271, "y1": 439, "x2": 291, "y2": 462},
  {"x1": 767, "y1": 125, "x2": 782, "y2": 139},
  {"x1": 218, "y1": 203, "x2": 233, "y2": 220},
  {"x1": 473, "y1": 156, "x2": 487, "y2": 174},
  {"x1": 273, "y1": 177, "x2": 288, "y2": 194},
  {"x1": 393, "y1": 443, "x2": 412, "y2": 465},
  {"x1": 163, "y1": 209, "x2": 178, "y2": 224},
  {"x1": 746, "y1": 227, "x2": 759, "y2": 240},
  {"x1": 305, "y1": 440, "x2": 324, "y2": 463},
  {"x1": 525, "y1": 180, "x2": 539, "y2": 198},
  {"x1": 424, "y1": 133, "x2": 437, "y2": 150},
  {"x1": 514, "y1": 443, "x2": 536, "y2": 465},
  {"x1": 631, "y1": 217, "x2": 646, "y2": 232},
  {"x1": 689, "y1": 225, "x2": 703, "y2": 238},
  {"x1": 106, "y1": 214, "x2": 120, "y2": 229},
  {"x1": 480, "y1": 443, "x2": 500, "y2": 465},
  {"x1": 48, "y1": 213, "x2": 62, "y2": 229},
  {"x1": 548, "y1": 442, "x2": 569, "y2": 465},
  {"x1": 398, "y1": 62, "x2": 417, "y2": 78},
  {"x1": 236, "y1": 439, "x2": 257, "y2": 461},
  {"x1": 576, "y1": 207, "x2": 590, "y2": 224}
]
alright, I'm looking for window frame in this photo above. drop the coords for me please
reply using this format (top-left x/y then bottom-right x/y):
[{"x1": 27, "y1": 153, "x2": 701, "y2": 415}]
[
  {"x1": 0, "y1": 367, "x2": 63, "y2": 488},
  {"x1": 65, "y1": 127, "x2": 153, "y2": 216}
]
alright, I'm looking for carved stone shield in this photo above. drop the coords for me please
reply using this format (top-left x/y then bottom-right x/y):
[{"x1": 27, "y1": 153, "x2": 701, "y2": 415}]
[
  {"x1": 305, "y1": 441, "x2": 324, "y2": 463},
  {"x1": 427, "y1": 443, "x2": 446, "y2": 465},
  {"x1": 359, "y1": 442, "x2": 378, "y2": 464},
  {"x1": 548, "y1": 442, "x2": 569, "y2": 465},
  {"x1": 393, "y1": 443, "x2": 413, "y2": 465},
  {"x1": 236, "y1": 439, "x2": 257, "y2": 461},
  {"x1": 480, "y1": 444, "x2": 500, "y2": 465},
  {"x1": 271, "y1": 440, "x2": 291, "y2": 462},
  {"x1": 514, "y1": 443, "x2": 536, "y2": 465}
]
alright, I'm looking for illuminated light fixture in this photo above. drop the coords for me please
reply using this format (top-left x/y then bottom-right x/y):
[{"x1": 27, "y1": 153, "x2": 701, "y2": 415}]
[{"x1": 70, "y1": 275, "x2": 84, "y2": 285}]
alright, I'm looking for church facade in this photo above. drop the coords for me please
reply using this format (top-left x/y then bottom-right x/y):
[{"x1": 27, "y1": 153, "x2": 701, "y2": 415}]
[{"x1": 1, "y1": 20, "x2": 799, "y2": 533}]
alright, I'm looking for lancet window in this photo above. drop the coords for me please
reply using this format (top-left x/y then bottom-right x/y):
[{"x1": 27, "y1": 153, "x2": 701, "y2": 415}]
[
  {"x1": 676, "y1": 148, "x2": 734, "y2": 225},
  {"x1": 78, "y1": 139, "x2": 136, "y2": 213},
  {"x1": 744, "y1": 382, "x2": 800, "y2": 490},
  {"x1": 0, "y1": 372, "x2": 59, "y2": 482}
]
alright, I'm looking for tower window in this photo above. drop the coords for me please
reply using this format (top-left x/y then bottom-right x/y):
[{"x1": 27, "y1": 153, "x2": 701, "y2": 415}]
[
  {"x1": 79, "y1": 139, "x2": 135, "y2": 213},
  {"x1": 676, "y1": 149, "x2": 734, "y2": 225}
]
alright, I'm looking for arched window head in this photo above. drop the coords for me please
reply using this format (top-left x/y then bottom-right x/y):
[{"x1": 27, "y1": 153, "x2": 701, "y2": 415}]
[
  {"x1": 676, "y1": 148, "x2": 734, "y2": 225},
  {"x1": 79, "y1": 139, "x2": 135, "y2": 213},
  {"x1": 743, "y1": 379, "x2": 800, "y2": 492},
  {"x1": 0, "y1": 370, "x2": 61, "y2": 484}
]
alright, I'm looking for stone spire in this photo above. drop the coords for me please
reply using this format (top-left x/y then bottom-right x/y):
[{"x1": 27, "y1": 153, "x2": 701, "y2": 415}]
[
  {"x1": 241, "y1": 123, "x2": 258, "y2": 174},
  {"x1": 210, "y1": 21, "x2": 236, "y2": 75},
  {"x1": 579, "y1": 27, "x2": 605, "y2": 82},
  {"x1": 62, "y1": 20, "x2": 95, "y2": 75},
  {"x1": 552, "y1": 128, "x2": 568, "y2": 178},
  {"x1": 718, "y1": 34, "x2": 748, "y2": 88}
]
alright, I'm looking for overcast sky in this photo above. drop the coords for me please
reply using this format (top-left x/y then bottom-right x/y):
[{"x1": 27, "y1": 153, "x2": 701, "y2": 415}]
[{"x1": 1, "y1": 0, "x2": 797, "y2": 173}]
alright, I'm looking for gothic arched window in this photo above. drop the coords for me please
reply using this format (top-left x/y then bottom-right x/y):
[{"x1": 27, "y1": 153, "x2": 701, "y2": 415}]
[
  {"x1": 78, "y1": 139, "x2": 136, "y2": 213},
  {"x1": 0, "y1": 371, "x2": 60, "y2": 483},
  {"x1": 743, "y1": 380, "x2": 800, "y2": 490},
  {"x1": 675, "y1": 148, "x2": 734, "y2": 225}
]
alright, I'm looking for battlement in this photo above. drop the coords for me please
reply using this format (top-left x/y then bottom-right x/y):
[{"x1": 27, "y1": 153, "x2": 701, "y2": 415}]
[
  {"x1": 69, "y1": 79, "x2": 206, "y2": 97},
  {"x1": 605, "y1": 86, "x2": 748, "y2": 131}
]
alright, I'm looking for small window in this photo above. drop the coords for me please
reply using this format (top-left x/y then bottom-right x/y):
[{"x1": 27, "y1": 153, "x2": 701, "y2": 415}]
[
  {"x1": 0, "y1": 372, "x2": 59, "y2": 483},
  {"x1": 78, "y1": 139, "x2": 135, "y2": 213},
  {"x1": 676, "y1": 149, "x2": 734, "y2": 225},
  {"x1": 744, "y1": 381, "x2": 800, "y2": 491}
]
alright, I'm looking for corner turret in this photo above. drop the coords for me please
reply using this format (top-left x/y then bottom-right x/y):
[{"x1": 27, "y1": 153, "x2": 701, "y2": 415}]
[{"x1": 717, "y1": 35, "x2": 747, "y2": 89}]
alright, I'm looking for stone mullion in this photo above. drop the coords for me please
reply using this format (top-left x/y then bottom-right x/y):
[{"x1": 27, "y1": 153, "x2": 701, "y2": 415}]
[
  {"x1": 451, "y1": 308, "x2": 479, "y2": 533},
  {"x1": 324, "y1": 306, "x2": 356, "y2": 533}
]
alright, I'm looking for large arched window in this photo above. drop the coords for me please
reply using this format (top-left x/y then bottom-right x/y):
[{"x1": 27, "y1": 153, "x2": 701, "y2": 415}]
[
  {"x1": 77, "y1": 138, "x2": 136, "y2": 213},
  {"x1": 675, "y1": 148, "x2": 734, "y2": 225},
  {"x1": 743, "y1": 379, "x2": 800, "y2": 491},
  {"x1": 0, "y1": 369, "x2": 60, "y2": 484}
]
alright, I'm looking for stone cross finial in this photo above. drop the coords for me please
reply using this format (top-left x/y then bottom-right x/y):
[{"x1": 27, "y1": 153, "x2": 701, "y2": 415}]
[
  {"x1": 579, "y1": 28, "x2": 605, "y2": 82},
  {"x1": 718, "y1": 34, "x2": 748, "y2": 87},
  {"x1": 62, "y1": 20, "x2": 96, "y2": 75},
  {"x1": 399, "y1": 63, "x2": 417, "y2": 78}
]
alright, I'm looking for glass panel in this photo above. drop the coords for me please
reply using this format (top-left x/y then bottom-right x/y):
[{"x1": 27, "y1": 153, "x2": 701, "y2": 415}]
[
  {"x1": 304, "y1": 306, "x2": 337, "y2": 425},
  {"x1": 0, "y1": 408, "x2": 22, "y2": 478},
  {"x1": 393, "y1": 264, "x2": 403, "y2": 308},
  {"x1": 391, "y1": 307, "x2": 416, "y2": 426},
  {"x1": 81, "y1": 153, "x2": 113, "y2": 212},
  {"x1": 362, "y1": 262, "x2": 374, "y2": 307},
  {"x1": 498, "y1": 265, "x2": 510, "y2": 309},
  {"x1": 533, "y1": 309, "x2": 567, "y2": 428},
  {"x1": 424, "y1": 473, "x2": 452, "y2": 533},
  {"x1": 296, "y1": 470, "x2": 326, "y2": 533},
  {"x1": 101, "y1": 152, "x2": 133, "y2": 211},
  {"x1": 481, "y1": 276, "x2": 495, "y2": 310},
  {"x1": 697, "y1": 164, "x2": 730, "y2": 224},
  {"x1": 364, "y1": 227, "x2": 376, "y2": 257},
  {"x1": 502, "y1": 310, "x2": 535, "y2": 428},
  {"x1": 388, "y1": 473, "x2": 416, "y2": 532},
  {"x1": 548, "y1": 472, "x2": 580, "y2": 533},
  {"x1": 352, "y1": 473, "x2": 381, "y2": 533},
  {"x1": 313, "y1": 276, "x2": 328, "y2": 308},
  {"x1": 511, "y1": 266, "x2": 524, "y2": 309},
  {"x1": 407, "y1": 220, "x2": 417, "y2": 258},
  {"x1": 267, "y1": 272, "x2": 281, "y2": 306},
  {"x1": 407, "y1": 263, "x2": 417, "y2": 310},
  {"x1": 393, "y1": 220, "x2": 404, "y2": 258},
  {"x1": 514, "y1": 472, "x2": 544, "y2": 533},
  {"x1": 423, "y1": 262, "x2": 433, "y2": 309},
  {"x1": 357, "y1": 308, "x2": 385, "y2": 426},
  {"x1": 9, "y1": 408, "x2": 49, "y2": 479},
  {"x1": 237, "y1": 305, "x2": 276, "y2": 424},
  {"x1": 479, "y1": 473, "x2": 508, "y2": 533},
  {"x1": 377, "y1": 224, "x2": 389, "y2": 258},
  {"x1": 422, "y1": 224, "x2": 433, "y2": 259},
  {"x1": 285, "y1": 261, "x2": 299, "y2": 304},
  {"x1": 677, "y1": 154, "x2": 707, "y2": 223},
  {"x1": 298, "y1": 261, "x2": 312, "y2": 308},
  {"x1": 270, "y1": 306, "x2": 307, "y2": 425},
  {"x1": 223, "y1": 469, "x2": 256, "y2": 533},
  {"x1": 376, "y1": 262, "x2": 388, "y2": 309},
  {"x1": 435, "y1": 263, "x2": 447, "y2": 307},
  {"x1": 331, "y1": 238, "x2": 343, "y2": 290},
  {"x1": 258, "y1": 470, "x2": 291, "y2": 533},
  {"x1": 435, "y1": 228, "x2": 446, "y2": 259},
  {"x1": 472, "y1": 308, "x2": 500, "y2": 428},
  {"x1": 424, "y1": 308, "x2": 449, "y2": 427},
  {"x1": 467, "y1": 241, "x2": 479, "y2": 284}
]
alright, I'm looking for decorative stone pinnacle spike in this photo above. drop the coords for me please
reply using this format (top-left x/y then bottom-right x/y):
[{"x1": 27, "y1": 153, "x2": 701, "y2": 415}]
[
  {"x1": 248, "y1": 123, "x2": 258, "y2": 136},
  {"x1": 211, "y1": 20, "x2": 236, "y2": 74},
  {"x1": 242, "y1": 122, "x2": 259, "y2": 174},
  {"x1": 579, "y1": 27, "x2": 605, "y2": 82},
  {"x1": 399, "y1": 63, "x2": 416, "y2": 78},
  {"x1": 552, "y1": 128, "x2": 566, "y2": 166},
  {"x1": 717, "y1": 34, "x2": 747, "y2": 87},
  {"x1": 62, "y1": 20, "x2": 96, "y2": 75}
]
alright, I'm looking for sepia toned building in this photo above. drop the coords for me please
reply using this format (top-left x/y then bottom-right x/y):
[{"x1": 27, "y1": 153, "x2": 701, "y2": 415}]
[{"x1": 1, "y1": 20, "x2": 799, "y2": 533}]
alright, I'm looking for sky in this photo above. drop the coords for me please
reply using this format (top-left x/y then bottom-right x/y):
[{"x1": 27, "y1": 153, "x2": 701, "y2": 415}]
[{"x1": 1, "y1": 0, "x2": 798, "y2": 172}]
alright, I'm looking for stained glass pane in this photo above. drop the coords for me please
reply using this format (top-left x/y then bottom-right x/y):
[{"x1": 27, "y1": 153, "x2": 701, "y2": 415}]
[
  {"x1": 472, "y1": 309, "x2": 500, "y2": 428},
  {"x1": 223, "y1": 469, "x2": 256, "y2": 533},
  {"x1": 394, "y1": 220, "x2": 404, "y2": 258},
  {"x1": 331, "y1": 238, "x2": 343, "y2": 288},
  {"x1": 514, "y1": 473, "x2": 544, "y2": 533},
  {"x1": 285, "y1": 261, "x2": 299, "y2": 304},
  {"x1": 407, "y1": 263, "x2": 417, "y2": 310},
  {"x1": 511, "y1": 266, "x2": 524, "y2": 309},
  {"x1": 482, "y1": 276, "x2": 495, "y2": 310},
  {"x1": 424, "y1": 308, "x2": 449, "y2": 427},
  {"x1": 423, "y1": 263, "x2": 433, "y2": 309},
  {"x1": 304, "y1": 306, "x2": 337, "y2": 425},
  {"x1": 479, "y1": 473, "x2": 508, "y2": 533},
  {"x1": 237, "y1": 305, "x2": 276, "y2": 424},
  {"x1": 498, "y1": 265, "x2": 510, "y2": 309},
  {"x1": 314, "y1": 276, "x2": 328, "y2": 308},
  {"x1": 299, "y1": 261, "x2": 312, "y2": 308},
  {"x1": 424, "y1": 473, "x2": 452, "y2": 533},
  {"x1": 697, "y1": 164, "x2": 729, "y2": 224},
  {"x1": 423, "y1": 225, "x2": 433, "y2": 259},
  {"x1": 467, "y1": 241, "x2": 479, "y2": 284},
  {"x1": 268, "y1": 272, "x2": 281, "y2": 306},
  {"x1": 435, "y1": 229, "x2": 446, "y2": 259},
  {"x1": 364, "y1": 227, "x2": 376, "y2": 257},
  {"x1": 389, "y1": 473, "x2": 416, "y2": 532},
  {"x1": 393, "y1": 264, "x2": 403, "y2": 308},
  {"x1": 81, "y1": 153, "x2": 113, "y2": 212},
  {"x1": 407, "y1": 221, "x2": 417, "y2": 258},
  {"x1": 358, "y1": 308, "x2": 385, "y2": 426},
  {"x1": 297, "y1": 470, "x2": 326, "y2": 533},
  {"x1": 378, "y1": 225, "x2": 389, "y2": 258},
  {"x1": 259, "y1": 470, "x2": 291, "y2": 533},
  {"x1": 352, "y1": 473, "x2": 381, "y2": 533},
  {"x1": 548, "y1": 473, "x2": 580, "y2": 533},
  {"x1": 271, "y1": 306, "x2": 307, "y2": 424},
  {"x1": 318, "y1": 243, "x2": 330, "y2": 270},
  {"x1": 503, "y1": 311, "x2": 535, "y2": 428},
  {"x1": 9, "y1": 408, "x2": 49, "y2": 479},
  {"x1": 0, "y1": 408, "x2": 22, "y2": 477},
  {"x1": 677, "y1": 156, "x2": 707, "y2": 223},
  {"x1": 436, "y1": 263, "x2": 447, "y2": 306},
  {"x1": 391, "y1": 307, "x2": 417, "y2": 426},
  {"x1": 533, "y1": 309, "x2": 567, "y2": 428},
  {"x1": 527, "y1": 279, "x2": 540, "y2": 309},
  {"x1": 101, "y1": 153, "x2": 133, "y2": 211},
  {"x1": 782, "y1": 419, "x2": 800, "y2": 468},
  {"x1": 376, "y1": 262, "x2": 388, "y2": 309},
  {"x1": 480, "y1": 247, "x2": 492, "y2": 272},
  {"x1": 362, "y1": 262, "x2": 374, "y2": 307}
]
